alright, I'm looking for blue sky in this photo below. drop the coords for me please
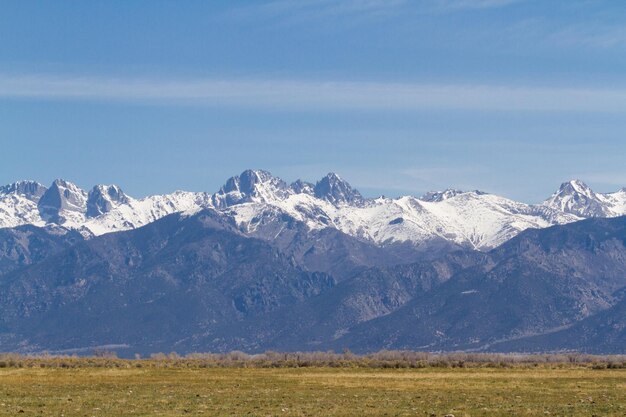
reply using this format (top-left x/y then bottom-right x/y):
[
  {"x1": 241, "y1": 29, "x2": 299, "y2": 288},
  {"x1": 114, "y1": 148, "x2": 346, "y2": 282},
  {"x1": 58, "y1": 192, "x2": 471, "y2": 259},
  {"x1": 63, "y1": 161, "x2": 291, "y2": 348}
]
[{"x1": 2, "y1": 0, "x2": 626, "y2": 202}]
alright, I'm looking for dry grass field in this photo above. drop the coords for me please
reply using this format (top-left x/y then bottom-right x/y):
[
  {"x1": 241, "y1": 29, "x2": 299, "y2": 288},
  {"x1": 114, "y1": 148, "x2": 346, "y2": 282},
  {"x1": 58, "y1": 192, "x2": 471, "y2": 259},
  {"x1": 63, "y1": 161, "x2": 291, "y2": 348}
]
[{"x1": 0, "y1": 365, "x2": 625, "y2": 416}]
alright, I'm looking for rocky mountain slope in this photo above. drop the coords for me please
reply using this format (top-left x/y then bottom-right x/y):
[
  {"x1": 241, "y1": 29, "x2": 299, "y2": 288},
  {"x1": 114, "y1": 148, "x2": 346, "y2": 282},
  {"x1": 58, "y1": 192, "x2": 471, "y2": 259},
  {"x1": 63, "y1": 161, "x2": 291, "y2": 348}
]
[
  {"x1": 0, "y1": 206, "x2": 625, "y2": 354},
  {"x1": 493, "y1": 295, "x2": 626, "y2": 354},
  {"x1": 0, "y1": 210, "x2": 334, "y2": 354},
  {"x1": 0, "y1": 225, "x2": 84, "y2": 276},
  {"x1": 327, "y1": 217, "x2": 626, "y2": 353}
]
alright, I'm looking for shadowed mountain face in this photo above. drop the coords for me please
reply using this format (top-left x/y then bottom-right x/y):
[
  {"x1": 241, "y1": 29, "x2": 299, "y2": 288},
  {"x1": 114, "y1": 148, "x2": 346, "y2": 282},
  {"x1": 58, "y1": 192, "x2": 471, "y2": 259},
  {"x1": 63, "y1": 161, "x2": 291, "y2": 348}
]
[
  {"x1": 0, "y1": 225, "x2": 85, "y2": 276},
  {"x1": 186, "y1": 217, "x2": 626, "y2": 354},
  {"x1": 313, "y1": 173, "x2": 364, "y2": 206},
  {"x1": 37, "y1": 179, "x2": 88, "y2": 224},
  {"x1": 1, "y1": 198, "x2": 626, "y2": 354},
  {"x1": 327, "y1": 217, "x2": 626, "y2": 353},
  {"x1": 488, "y1": 295, "x2": 626, "y2": 354},
  {"x1": 0, "y1": 210, "x2": 335, "y2": 353},
  {"x1": 86, "y1": 185, "x2": 130, "y2": 218},
  {"x1": 200, "y1": 250, "x2": 487, "y2": 353}
]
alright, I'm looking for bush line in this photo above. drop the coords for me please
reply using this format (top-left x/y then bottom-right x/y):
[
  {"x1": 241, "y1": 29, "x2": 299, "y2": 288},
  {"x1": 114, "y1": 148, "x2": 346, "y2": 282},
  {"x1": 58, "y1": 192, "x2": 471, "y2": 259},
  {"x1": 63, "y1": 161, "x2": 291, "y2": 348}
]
[{"x1": 0, "y1": 351, "x2": 625, "y2": 369}]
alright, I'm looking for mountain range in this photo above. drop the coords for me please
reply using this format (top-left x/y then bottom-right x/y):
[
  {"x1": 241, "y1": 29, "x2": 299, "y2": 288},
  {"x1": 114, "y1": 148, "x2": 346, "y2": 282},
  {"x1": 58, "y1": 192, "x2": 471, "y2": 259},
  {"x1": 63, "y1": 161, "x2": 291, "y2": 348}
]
[
  {"x1": 4, "y1": 171, "x2": 620, "y2": 250},
  {"x1": 0, "y1": 170, "x2": 625, "y2": 355}
]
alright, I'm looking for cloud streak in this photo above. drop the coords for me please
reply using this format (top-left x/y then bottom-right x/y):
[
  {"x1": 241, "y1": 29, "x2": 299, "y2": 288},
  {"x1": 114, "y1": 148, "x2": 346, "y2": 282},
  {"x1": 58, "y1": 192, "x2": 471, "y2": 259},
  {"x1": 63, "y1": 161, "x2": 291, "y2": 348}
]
[
  {"x1": 433, "y1": 0, "x2": 522, "y2": 11},
  {"x1": 230, "y1": 0, "x2": 407, "y2": 18},
  {"x1": 234, "y1": 0, "x2": 518, "y2": 17},
  {"x1": 223, "y1": 0, "x2": 409, "y2": 28},
  {"x1": 550, "y1": 24, "x2": 626, "y2": 49},
  {"x1": 226, "y1": 0, "x2": 520, "y2": 25},
  {"x1": 1, "y1": 73, "x2": 626, "y2": 113}
]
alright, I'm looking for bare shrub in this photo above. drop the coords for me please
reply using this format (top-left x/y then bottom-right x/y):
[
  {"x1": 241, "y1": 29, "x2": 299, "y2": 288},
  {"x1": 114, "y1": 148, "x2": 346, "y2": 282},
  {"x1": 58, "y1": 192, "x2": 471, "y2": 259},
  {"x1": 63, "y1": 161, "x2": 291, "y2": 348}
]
[{"x1": 0, "y1": 351, "x2": 623, "y2": 369}]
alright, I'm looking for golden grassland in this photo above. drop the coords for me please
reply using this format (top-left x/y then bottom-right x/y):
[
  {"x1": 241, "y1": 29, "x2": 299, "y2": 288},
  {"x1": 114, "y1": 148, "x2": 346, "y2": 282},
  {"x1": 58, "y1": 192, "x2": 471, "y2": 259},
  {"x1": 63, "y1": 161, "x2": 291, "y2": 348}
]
[{"x1": 0, "y1": 365, "x2": 625, "y2": 416}]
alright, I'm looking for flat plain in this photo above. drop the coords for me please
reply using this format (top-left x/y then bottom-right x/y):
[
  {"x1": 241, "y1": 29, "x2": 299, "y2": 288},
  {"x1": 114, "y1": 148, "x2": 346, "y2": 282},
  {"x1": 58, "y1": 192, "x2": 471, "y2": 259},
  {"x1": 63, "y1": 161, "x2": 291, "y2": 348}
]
[{"x1": 0, "y1": 366, "x2": 625, "y2": 416}]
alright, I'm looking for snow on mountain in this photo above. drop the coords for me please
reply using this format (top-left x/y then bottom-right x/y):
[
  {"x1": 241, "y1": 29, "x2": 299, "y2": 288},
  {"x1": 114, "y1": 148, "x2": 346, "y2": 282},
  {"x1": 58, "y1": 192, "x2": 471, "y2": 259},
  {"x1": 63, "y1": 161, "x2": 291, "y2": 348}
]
[
  {"x1": 420, "y1": 189, "x2": 469, "y2": 202},
  {"x1": 543, "y1": 179, "x2": 626, "y2": 217},
  {"x1": 544, "y1": 180, "x2": 610, "y2": 217},
  {"x1": 416, "y1": 191, "x2": 577, "y2": 249},
  {"x1": 0, "y1": 181, "x2": 47, "y2": 200},
  {"x1": 290, "y1": 179, "x2": 315, "y2": 195},
  {"x1": 0, "y1": 179, "x2": 213, "y2": 236},
  {"x1": 1, "y1": 172, "x2": 624, "y2": 251},
  {"x1": 82, "y1": 191, "x2": 213, "y2": 236},
  {"x1": 212, "y1": 170, "x2": 292, "y2": 209},
  {"x1": 0, "y1": 195, "x2": 43, "y2": 229},
  {"x1": 37, "y1": 179, "x2": 88, "y2": 227},
  {"x1": 297, "y1": 191, "x2": 576, "y2": 250},
  {"x1": 86, "y1": 185, "x2": 130, "y2": 218},
  {"x1": 604, "y1": 189, "x2": 626, "y2": 216},
  {"x1": 313, "y1": 173, "x2": 364, "y2": 206},
  {"x1": 221, "y1": 176, "x2": 579, "y2": 250},
  {"x1": 0, "y1": 181, "x2": 47, "y2": 229}
]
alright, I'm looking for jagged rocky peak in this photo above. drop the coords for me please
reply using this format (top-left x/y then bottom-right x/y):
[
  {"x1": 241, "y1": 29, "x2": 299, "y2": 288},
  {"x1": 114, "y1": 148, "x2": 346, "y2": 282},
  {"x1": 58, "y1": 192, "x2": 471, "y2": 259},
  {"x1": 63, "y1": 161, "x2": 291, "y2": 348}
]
[
  {"x1": 38, "y1": 179, "x2": 88, "y2": 223},
  {"x1": 87, "y1": 184, "x2": 131, "y2": 218},
  {"x1": 290, "y1": 179, "x2": 315, "y2": 195},
  {"x1": 543, "y1": 179, "x2": 609, "y2": 217},
  {"x1": 422, "y1": 189, "x2": 488, "y2": 202},
  {"x1": 559, "y1": 179, "x2": 595, "y2": 198},
  {"x1": 212, "y1": 169, "x2": 292, "y2": 209},
  {"x1": 420, "y1": 189, "x2": 466, "y2": 202},
  {"x1": 0, "y1": 180, "x2": 48, "y2": 202},
  {"x1": 314, "y1": 173, "x2": 364, "y2": 206}
]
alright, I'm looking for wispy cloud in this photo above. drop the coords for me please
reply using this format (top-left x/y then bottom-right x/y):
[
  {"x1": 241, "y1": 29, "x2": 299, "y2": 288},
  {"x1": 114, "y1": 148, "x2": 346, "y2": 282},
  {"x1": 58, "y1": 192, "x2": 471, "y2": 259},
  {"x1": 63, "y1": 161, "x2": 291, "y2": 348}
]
[
  {"x1": 230, "y1": 0, "x2": 518, "y2": 18},
  {"x1": 433, "y1": 0, "x2": 522, "y2": 11},
  {"x1": 227, "y1": 0, "x2": 407, "y2": 22},
  {"x1": 2, "y1": 73, "x2": 626, "y2": 113},
  {"x1": 550, "y1": 24, "x2": 626, "y2": 49}
]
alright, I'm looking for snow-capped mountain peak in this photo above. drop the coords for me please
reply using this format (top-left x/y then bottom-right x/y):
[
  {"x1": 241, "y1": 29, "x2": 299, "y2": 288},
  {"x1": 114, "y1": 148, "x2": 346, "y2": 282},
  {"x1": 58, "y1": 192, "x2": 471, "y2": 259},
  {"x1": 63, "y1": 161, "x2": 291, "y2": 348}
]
[
  {"x1": 37, "y1": 179, "x2": 88, "y2": 225},
  {"x1": 0, "y1": 181, "x2": 48, "y2": 228},
  {"x1": 313, "y1": 172, "x2": 364, "y2": 206},
  {"x1": 3, "y1": 171, "x2": 626, "y2": 253},
  {"x1": 420, "y1": 189, "x2": 467, "y2": 202},
  {"x1": 290, "y1": 179, "x2": 315, "y2": 195},
  {"x1": 543, "y1": 179, "x2": 611, "y2": 217},
  {"x1": 0, "y1": 180, "x2": 47, "y2": 202},
  {"x1": 86, "y1": 184, "x2": 131, "y2": 218},
  {"x1": 212, "y1": 169, "x2": 292, "y2": 209},
  {"x1": 560, "y1": 179, "x2": 595, "y2": 198}
]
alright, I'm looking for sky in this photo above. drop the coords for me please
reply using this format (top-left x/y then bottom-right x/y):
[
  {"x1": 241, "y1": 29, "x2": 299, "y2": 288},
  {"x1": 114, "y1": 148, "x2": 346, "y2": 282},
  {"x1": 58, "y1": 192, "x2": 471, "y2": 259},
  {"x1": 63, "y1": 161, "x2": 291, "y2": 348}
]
[{"x1": 1, "y1": 0, "x2": 626, "y2": 203}]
